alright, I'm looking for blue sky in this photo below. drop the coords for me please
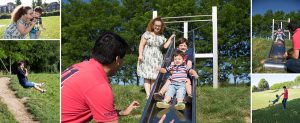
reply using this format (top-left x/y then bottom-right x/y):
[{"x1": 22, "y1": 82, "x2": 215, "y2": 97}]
[
  {"x1": 252, "y1": 74, "x2": 299, "y2": 87},
  {"x1": 253, "y1": 0, "x2": 300, "y2": 15}
]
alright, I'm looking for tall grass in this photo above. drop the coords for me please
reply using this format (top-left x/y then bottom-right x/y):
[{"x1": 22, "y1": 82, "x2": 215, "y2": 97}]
[
  {"x1": 9, "y1": 74, "x2": 60, "y2": 123},
  {"x1": 0, "y1": 101, "x2": 18, "y2": 123},
  {"x1": 252, "y1": 89, "x2": 300, "y2": 122},
  {"x1": 111, "y1": 85, "x2": 250, "y2": 123},
  {"x1": 252, "y1": 38, "x2": 292, "y2": 73}
]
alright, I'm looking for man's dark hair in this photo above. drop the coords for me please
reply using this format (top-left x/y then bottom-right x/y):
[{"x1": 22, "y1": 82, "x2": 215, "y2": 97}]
[
  {"x1": 288, "y1": 21, "x2": 299, "y2": 33},
  {"x1": 34, "y1": 6, "x2": 43, "y2": 14},
  {"x1": 92, "y1": 32, "x2": 128, "y2": 65},
  {"x1": 283, "y1": 86, "x2": 286, "y2": 89}
]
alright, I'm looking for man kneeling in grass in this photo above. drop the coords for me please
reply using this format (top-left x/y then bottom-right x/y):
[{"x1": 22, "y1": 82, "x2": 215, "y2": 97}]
[
  {"x1": 16, "y1": 61, "x2": 46, "y2": 93},
  {"x1": 61, "y1": 32, "x2": 139, "y2": 123}
]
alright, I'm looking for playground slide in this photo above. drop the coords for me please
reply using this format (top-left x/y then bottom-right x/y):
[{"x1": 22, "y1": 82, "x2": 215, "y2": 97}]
[
  {"x1": 139, "y1": 41, "x2": 197, "y2": 123},
  {"x1": 263, "y1": 40, "x2": 286, "y2": 70}
]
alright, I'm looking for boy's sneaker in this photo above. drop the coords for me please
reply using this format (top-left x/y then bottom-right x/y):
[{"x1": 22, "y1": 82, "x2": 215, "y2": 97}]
[
  {"x1": 153, "y1": 93, "x2": 164, "y2": 101},
  {"x1": 175, "y1": 102, "x2": 185, "y2": 110},
  {"x1": 156, "y1": 101, "x2": 169, "y2": 109},
  {"x1": 184, "y1": 95, "x2": 193, "y2": 103}
]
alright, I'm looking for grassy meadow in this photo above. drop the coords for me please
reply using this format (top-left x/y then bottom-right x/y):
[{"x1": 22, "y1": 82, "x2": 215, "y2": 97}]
[
  {"x1": 252, "y1": 89, "x2": 300, "y2": 122},
  {"x1": 252, "y1": 38, "x2": 292, "y2": 73},
  {"x1": 9, "y1": 74, "x2": 60, "y2": 123},
  {"x1": 111, "y1": 85, "x2": 250, "y2": 123}
]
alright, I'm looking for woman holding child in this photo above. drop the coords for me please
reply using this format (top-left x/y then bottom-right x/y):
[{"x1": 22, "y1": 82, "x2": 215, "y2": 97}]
[
  {"x1": 3, "y1": 5, "x2": 36, "y2": 39},
  {"x1": 137, "y1": 17, "x2": 175, "y2": 99}
]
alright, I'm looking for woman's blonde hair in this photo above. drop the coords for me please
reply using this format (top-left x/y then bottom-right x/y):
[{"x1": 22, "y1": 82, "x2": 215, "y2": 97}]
[{"x1": 146, "y1": 17, "x2": 165, "y2": 34}]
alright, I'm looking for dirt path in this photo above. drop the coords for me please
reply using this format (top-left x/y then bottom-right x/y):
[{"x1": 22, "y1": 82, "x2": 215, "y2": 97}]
[{"x1": 0, "y1": 77, "x2": 39, "y2": 123}]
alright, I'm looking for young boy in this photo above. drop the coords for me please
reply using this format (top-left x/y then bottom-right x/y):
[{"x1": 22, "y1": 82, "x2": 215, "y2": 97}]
[
  {"x1": 156, "y1": 50, "x2": 199, "y2": 110},
  {"x1": 154, "y1": 38, "x2": 194, "y2": 103},
  {"x1": 29, "y1": 6, "x2": 46, "y2": 39},
  {"x1": 274, "y1": 28, "x2": 285, "y2": 42},
  {"x1": 269, "y1": 94, "x2": 280, "y2": 106}
]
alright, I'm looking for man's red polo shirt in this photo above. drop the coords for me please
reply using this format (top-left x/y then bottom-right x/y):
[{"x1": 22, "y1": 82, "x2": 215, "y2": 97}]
[{"x1": 61, "y1": 58, "x2": 118, "y2": 122}]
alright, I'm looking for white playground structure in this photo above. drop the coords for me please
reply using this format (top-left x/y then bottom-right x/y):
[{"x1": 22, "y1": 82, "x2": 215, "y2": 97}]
[
  {"x1": 272, "y1": 18, "x2": 291, "y2": 40},
  {"x1": 153, "y1": 6, "x2": 218, "y2": 88}
]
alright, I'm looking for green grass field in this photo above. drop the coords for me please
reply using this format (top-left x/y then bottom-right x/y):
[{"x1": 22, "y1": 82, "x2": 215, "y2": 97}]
[
  {"x1": 252, "y1": 89, "x2": 300, "y2": 122},
  {"x1": 252, "y1": 38, "x2": 292, "y2": 73},
  {"x1": 0, "y1": 16, "x2": 60, "y2": 39},
  {"x1": 112, "y1": 85, "x2": 250, "y2": 123},
  {"x1": 198, "y1": 86, "x2": 250, "y2": 123},
  {"x1": 0, "y1": 101, "x2": 18, "y2": 123},
  {"x1": 9, "y1": 73, "x2": 60, "y2": 123}
]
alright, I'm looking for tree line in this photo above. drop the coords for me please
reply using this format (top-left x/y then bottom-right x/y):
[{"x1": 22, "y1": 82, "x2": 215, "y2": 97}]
[
  {"x1": 252, "y1": 76, "x2": 300, "y2": 92},
  {"x1": 252, "y1": 10, "x2": 300, "y2": 39},
  {"x1": 0, "y1": 41, "x2": 60, "y2": 74},
  {"x1": 62, "y1": 0, "x2": 250, "y2": 86}
]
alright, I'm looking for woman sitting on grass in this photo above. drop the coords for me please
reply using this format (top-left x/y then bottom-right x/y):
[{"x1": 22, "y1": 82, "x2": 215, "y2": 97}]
[{"x1": 16, "y1": 61, "x2": 46, "y2": 93}]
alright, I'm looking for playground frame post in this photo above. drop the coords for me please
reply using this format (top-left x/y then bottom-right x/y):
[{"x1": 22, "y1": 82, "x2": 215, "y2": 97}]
[
  {"x1": 272, "y1": 18, "x2": 291, "y2": 40},
  {"x1": 153, "y1": 6, "x2": 218, "y2": 88}
]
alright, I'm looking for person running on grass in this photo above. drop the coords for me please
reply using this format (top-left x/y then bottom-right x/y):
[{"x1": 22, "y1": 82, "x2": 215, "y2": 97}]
[
  {"x1": 280, "y1": 86, "x2": 288, "y2": 110},
  {"x1": 156, "y1": 50, "x2": 198, "y2": 110},
  {"x1": 16, "y1": 61, "x2": 46, "y2": 93}
]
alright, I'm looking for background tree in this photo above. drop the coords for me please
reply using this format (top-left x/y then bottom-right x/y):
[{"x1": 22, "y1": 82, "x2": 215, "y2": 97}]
[
  {"x1": 32, "y1": 0, "x2": 36, "y2": 9},
  {"x1": 36, "y1": 0, "x2": 43, "y2": 6},
  {"x1": 258, "y1": 79, "x2": 269, "y2": 91},
  {"x1": 0, "y1": 41, "x2": 59, "y2": 74},
  {"x1": 252, "y1": 85, "x2": 258, "y2": 92},
  {"x1": 252, "y1": 10, "x2": 300, "y2": 38},
  {"x1": 61, "y1": 0, "x2": 250, "y2": 86},
  {"x1": 15, "y1": 0, "x2": 22, "y2": 5}
]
